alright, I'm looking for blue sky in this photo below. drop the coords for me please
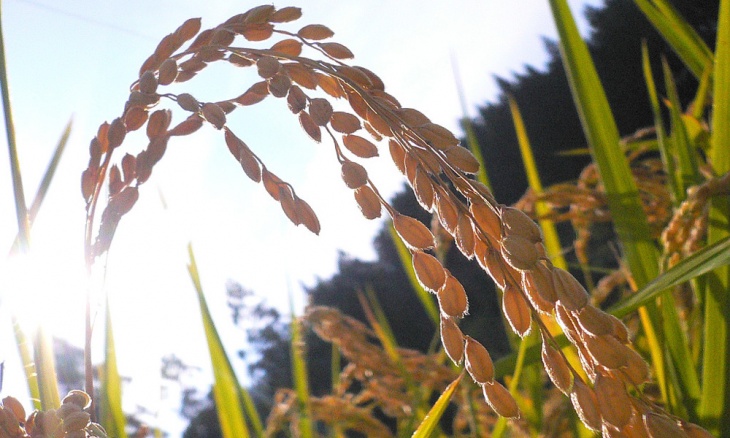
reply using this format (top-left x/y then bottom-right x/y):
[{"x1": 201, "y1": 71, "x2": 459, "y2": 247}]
[{"x1": 0, "y1": 0, "x2": 601, "y2": 433}]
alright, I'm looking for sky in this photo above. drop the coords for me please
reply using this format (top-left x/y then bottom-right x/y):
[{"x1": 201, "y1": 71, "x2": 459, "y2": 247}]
[{"x1": 0, "y1": 0, "x2": 602, "y2": 434}]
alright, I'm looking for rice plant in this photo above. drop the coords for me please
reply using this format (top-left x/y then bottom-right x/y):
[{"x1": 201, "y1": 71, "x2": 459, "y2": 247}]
[{"x1": 3, "y1": 1, "x2": 729, "y2": 437}]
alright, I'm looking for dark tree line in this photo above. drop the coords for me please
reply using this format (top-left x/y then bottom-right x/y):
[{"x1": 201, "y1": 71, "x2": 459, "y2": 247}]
[{"x1": 183, "y1": 1, "x2": 719, "y2": 436}]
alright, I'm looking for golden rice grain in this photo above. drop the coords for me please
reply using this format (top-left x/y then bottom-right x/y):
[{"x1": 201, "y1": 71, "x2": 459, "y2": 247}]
[
  {"x1": 269, "y1": 6, "x2": 302, "y2": 23},
  {"x1": 681, "y1": 423, "x2": 714, "y2": 437},
  {"x1": 438, "y1": 272, "x2": 469, "y2": 318},
  {"x1": 444, "y1": 146, "x2": 480, "y2": 174},
  {"x1": 354, "y1": 186, "x2": 381, "y2": 219},
  {"x1": 643, "y1": 413, "x2": 686, "y2": 438},
  {"x1": 392, "y1": 214, "x2": 435, "y2": 250},
  {"x1": 309, "y1": 98, "x2": 334, "y2": 126},
  {"x1": 107, "y1": 117, "x2": 127, "y2": 149},
  {"x1": 541, "y1": 336, "x2": 573, "y2": 394},
  {"x1": 319, "y1": 42, "x2": 355, "y2": 59},
  {"x1": 146, "y1": 109, "x2": 171, "y2": 140},
  {"x1": 481, "y1": 248, "x2": 507, "y2": 290},
  {"x1": 1, "y1": 397, "x2": 25, "y2": 423},
  {"x1": 342, "y1": 134, "x2": 378, "y2": 158},
  {"x1": 482, "y1": 381, "x2": 520, "y2": 419},
  {"x1": 138, "y1": 70, "x2": 158, "y2": 94},
  {"x1": 552, "y1": 267, "x2": 589, "y2": 311},
  {"x1": 570, "y1": 379, "x2": 602, "y2": 431},
  {"x1": 500, "y1": 234, "x2": 539, "y2": 271},
  {"x1": 501, "y1": 206, "x2": 542, "y2": 243},
  {"x1": 316, "y1": 72, "x2": 345, "y2": 97},
  {"x1": 521, "y1": 261, "x2": 557, "y2": 313},
  {"x1": 268, "y1": 73, "x2": 292, "y2": 98},
  {"x1": 176, "y1": 93, "x2": 201, "y2": 112},
  {"x1": 455, "y1": 213, "x2": 476, "y2": 258},
  {"x1": 124, "y1": 106, "x2": 148, "y2": 131},
  {"x1": 469, "y1": 201, "x2": 501, "y2": 243},
  {"x1": 394, "y1": 107, "x2": 430, "y2": 127},
  {"x1": 413, "y1": 167, "x2": 435, "y2": 211},
  {"x1": 257, "y1": 56, "x2": 281, "y2": 79},
  {"x1": 299, "y1": 111, "x2": 322, "y2": 142},
  {"x1": 234, "y1": 81, "x2": 269, "y2": 106},
  {"x1": 412, "y1": 250, "x2": 446, "y2": 292},
  {"x1": 440, "y1": 316, "x2": 465, "y2": 365},
  {"x1": 415, "y1": 123, "x2": 459, "y2": 150},
  {"x1": 201, "y1": 102, "x2": 226, "y2": 129},
  {"x1": 168, "y1": 114, "x2": 203, "y2": 136},
  {"x1": 584, "y1": 334, "x2": 628, "y2": 370},
  {"x1": 434, "y1": 187, "x2": 459, "y2": 234},
  {"x1": 330, "y1": 111, "x2": 362, "y2": 134},
  {"x1": 341, "y1": 161, "x2": 368, "y2": 189},
  {"x1": 502, "y1": 283, "x2": 532, "y2": 337},
  {"x1": 286, "y1": 85, "x2": 307, "y2": 114},
  {"x1": 576, "y1": 305, "x2": 615, "y2": 337},
  {"x1": 389, "y1": 139, "x2": 407, "y2": 174},
  {"x1": 595, "y1": 373, "x2": 632, "y2": 430},
  {"x1": 285, "y1": 63, "x2": 319, "y2": 89},
  {"x1": 270, "y1": 38, "x2": 303, "y2": 57},
  {"x1": 464, "y1": 336, "x2": 494, "y2": 384},
  {"x1": 61, "y1": 411, "x2": 91, "y2": 433},
  {"x1": 297, "y1": 24, "x2": 335, "y2": 40},
  {"x1": 622, "y1": 347, "x2": 650, "y2": 386}
]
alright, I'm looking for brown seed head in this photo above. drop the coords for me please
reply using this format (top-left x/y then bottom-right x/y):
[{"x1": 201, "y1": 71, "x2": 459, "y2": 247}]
[
  {"x1": 257, "y1": 56, "x2": 281, "y2": 79},
  {"x1": 464, "y1": 336, "x2": 494, "y2": 384},
  {"x1": 341, "y1": 161, "x2": 368, "y2": 189},
  {"x1": 1, "y1": 397, "x2": 25, "y2": 423},
  {"x1": 412, "y1": 251, "x2": 446, "y2": 292},
  {"x1": 353, "y1": 186, "x2": 381, "y2": 219},
  {"x1": 500, "y1": 234, "x2": 539, "y2": 271},
  {"x1": 501, "y1": 206, "x2": 542, "y2": 243},
  {"x1": 595, "y1": 373, "x2": 632, "y2": 430},
  {"x1": 521, "y1": 261, "x2": 558, "y2": 313},
  {"x1": 392, "y1": 214, "x2": 435, "y2": 250},
  {"x1": 440, "y1": 316, "x2": 465, "y2": 365},
  {"x1": 502, "y1": 283, "x2": 532, "y2": 337},
  {"x1": 553, "y1": 268, "x2": 589, "y2": 311},
  {"x1": 177, "y1": 93, "x2": 200, "y2": 112},
  {"x1": 201, "y1": 103, "x2": 227, "y2": 129},
  {"x1": 541, "y1": 337, "x2": 574, "y2": 394},
  {"x1": 482, "y1": 381, "x2": 520, "y2": 419},
  {"x1": 570, "y1": 379, "x2": 602, "y2": 431},
  {"x1": 438, "y1": 272, "x2": 469, "y2": 318}
]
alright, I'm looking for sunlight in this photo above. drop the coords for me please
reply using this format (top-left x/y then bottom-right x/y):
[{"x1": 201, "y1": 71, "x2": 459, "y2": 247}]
[{"x1": 1, "y1": 247, "x2": 88, "y2": 344}]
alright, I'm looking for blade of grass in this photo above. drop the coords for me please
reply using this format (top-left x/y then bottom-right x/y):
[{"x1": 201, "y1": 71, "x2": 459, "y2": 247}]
[
  {"x1": 411, "y1": 372, "x2": 464, "y2": 438},
  {"x1": 0, "y1": 0, "x2": 30, "y2": 250},
  {"x1": 9, "y1": 119, "x2": 72, "y2": 256},
  {"x1": 662, "y1": 56, "x2": 701, "y2": 196},
  {"x1": 33, "y1": 326, "x2": 59, "y2": 410},
  {"x1": 11, "y1": 316, "x2": 40, "y2": 409},
  {"x1": 609, "y1": 237, "x2": 730, "y2": 317},
  {"x1": 699, "y1": 0, "x2": 730, "y2": 432},
  {"x1": 389, "y1": 224, "x2": 440, "y2": 326},
  {"x1": 289, "y1": 296, "x2": 313, "y2": 438},
  {"x1": 632, "y1": 0, "x2": 713, "y2": 80},
  {"x1": 99, "y1": 301, "x2": 128, "y2": 438},
  {"x1": 642, "y1": 43, "x2": 680, "y2": 202},
  {"x1": 187, "y1": 244, "x2": 250, "y2": 438}
]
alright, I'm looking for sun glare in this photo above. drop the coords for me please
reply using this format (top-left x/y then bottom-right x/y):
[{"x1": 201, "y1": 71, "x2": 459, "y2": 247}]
[{"x1": 1, "y1": 247, "x2": 88, "y2": 344}]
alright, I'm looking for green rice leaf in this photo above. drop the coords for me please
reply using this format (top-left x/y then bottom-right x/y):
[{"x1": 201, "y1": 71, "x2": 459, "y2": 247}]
[
  {"x1": 411, "y1": 372, "x2": 464, "y2": 438},
  {"x1": 99, "y1": 302, "x2": 128, "y2": 438},
  {"x1": 0, "y1": 1, "x2": 30, "y2": 250},
  {"x1": 187, "y1": 244, "x2": 250, "y2": 438},
  {"x1": 632, "y1": 0, "x2": 713, "y2": 80},
  {"x1": 33, "y1": 326, "x2": 59, "y2": 410},
  {"x1": 699, "y1": 0, "x2": 730, "y2": 432}
]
